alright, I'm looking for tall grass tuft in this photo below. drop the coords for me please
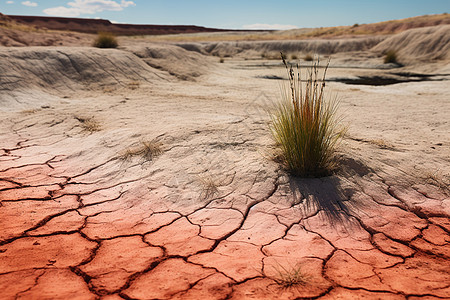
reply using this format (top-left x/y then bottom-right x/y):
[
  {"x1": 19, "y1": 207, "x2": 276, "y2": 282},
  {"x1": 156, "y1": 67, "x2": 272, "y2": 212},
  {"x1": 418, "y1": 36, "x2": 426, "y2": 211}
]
[
  {"x1": 269, "y1": 53, "x2": 346, "y2": 177},
  {"x1": 93, "y1": 32, "x2": 118, "y2": 48}
]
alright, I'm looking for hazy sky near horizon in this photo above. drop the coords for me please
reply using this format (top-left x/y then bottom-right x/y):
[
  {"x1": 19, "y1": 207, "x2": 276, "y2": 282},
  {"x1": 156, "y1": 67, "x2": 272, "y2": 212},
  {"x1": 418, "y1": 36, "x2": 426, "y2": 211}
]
[{"x1": 1, "y1": 0, "x2": 449, "y2": 29}]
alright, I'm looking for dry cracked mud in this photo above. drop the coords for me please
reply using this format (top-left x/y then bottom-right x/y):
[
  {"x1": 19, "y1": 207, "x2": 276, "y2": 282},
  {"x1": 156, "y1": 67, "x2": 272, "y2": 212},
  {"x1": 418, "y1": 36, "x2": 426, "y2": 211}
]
[{"x1": 0, "y1": 46, "x2": 449, "y2": 299}]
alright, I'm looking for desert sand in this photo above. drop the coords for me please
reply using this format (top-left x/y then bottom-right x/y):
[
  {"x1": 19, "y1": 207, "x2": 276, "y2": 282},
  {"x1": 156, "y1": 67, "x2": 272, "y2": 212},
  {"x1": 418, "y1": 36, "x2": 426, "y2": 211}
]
[{"x1": 0, "y1": 17, "x2": 449, "y2": 299}]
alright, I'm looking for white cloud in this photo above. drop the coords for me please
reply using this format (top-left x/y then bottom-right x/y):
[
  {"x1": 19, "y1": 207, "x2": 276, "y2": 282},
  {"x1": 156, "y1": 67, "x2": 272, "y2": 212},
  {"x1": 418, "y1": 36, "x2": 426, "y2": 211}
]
[
  {"x1": 242, "y1": 23, "x2": 298, "y2": 30},
  {"x1": 43, "y1": 0, "x2": 135, "y2": 17},
  {"x1": 22, "y1": 1, "x2": 38, "y2": 6},
  {"x1": 6, "y1": 1, "x2": 15, "y2": 4}
]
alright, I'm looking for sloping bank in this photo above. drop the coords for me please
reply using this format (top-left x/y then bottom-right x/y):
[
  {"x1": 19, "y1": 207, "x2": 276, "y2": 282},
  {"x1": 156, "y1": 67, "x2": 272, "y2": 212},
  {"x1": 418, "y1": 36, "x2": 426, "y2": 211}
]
[{"x1": 0, "y1": 46, "x2": 205, "y2": 110}]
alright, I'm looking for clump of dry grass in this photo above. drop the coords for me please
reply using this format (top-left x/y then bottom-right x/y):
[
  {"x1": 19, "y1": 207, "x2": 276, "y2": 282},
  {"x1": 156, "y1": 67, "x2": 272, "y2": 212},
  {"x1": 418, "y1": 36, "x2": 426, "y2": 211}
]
[
  {"x1": 422, "y1": 170, "x2": 449, "y2": 191},
  {"x1": 304, "y1": 54, "x2": 314, "y2": 61},
  {"x1": 127, "y1": 81, "x2": 140, "y2": 90},
  {"x1": 93, "y1": 32, "x2": 118, "y2": 48},
  {"x1": 384, "y1": 50, "x2": 398, "y2": 64},
  {"x1": 102, "y1": 86, "x2": 116, "y2": 93},
  {"x1": 262, "y1": 52, "x2": 283, "y2": 60},
  {"x1": 267, "y1": 262, "x2": 308, "y2": 288},
  {"x1": 21, "y1": 108, "x2": 41, "y2": 114},
  {"x1": 75, "y1": 116, "x2": 101, "y2": 133},
  {"x1": 119, "y1": 140, "x2": 163, "y2": 162},
  {"x1": 198, "y1": 175, "x2": 220, "y2": 200},
  {"x1": 368, "y1": 139, "x2": 395, "y2": 150},
  {"x1": 269, "y1": 53, "x2": 346, "y2": 177}
]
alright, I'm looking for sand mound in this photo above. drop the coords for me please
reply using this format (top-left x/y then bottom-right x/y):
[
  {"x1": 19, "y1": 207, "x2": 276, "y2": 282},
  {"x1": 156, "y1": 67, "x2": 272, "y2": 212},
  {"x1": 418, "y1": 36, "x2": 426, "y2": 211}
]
[
  {"x1": 0, "y1": 47, "x2": 166, "y2": 91},
  {"x1": 0, "y1": 47, "x2": 168, "y2": 110},
  {"x1": 177, "y1": 36, "x2": 385, "y2": 57},
  {"x1": 126, "y1": 44, "x2": 211, "y2": 80},
  {"x1": 371, "y1": 25, "x2": 450, "y2": 62}
]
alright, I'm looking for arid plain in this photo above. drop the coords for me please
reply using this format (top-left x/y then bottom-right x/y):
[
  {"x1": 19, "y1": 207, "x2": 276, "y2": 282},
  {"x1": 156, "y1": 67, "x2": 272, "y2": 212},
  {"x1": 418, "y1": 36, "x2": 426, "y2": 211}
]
[{"x1": 0, "y1": 14, "x2": 449, "y2": 299}]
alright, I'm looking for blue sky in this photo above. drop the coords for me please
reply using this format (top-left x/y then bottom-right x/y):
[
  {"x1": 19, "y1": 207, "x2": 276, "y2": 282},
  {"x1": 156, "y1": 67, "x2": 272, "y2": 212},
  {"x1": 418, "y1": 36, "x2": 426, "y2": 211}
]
[{"x1": 1, "y1": 0, "x2": 449, "y2": 29}]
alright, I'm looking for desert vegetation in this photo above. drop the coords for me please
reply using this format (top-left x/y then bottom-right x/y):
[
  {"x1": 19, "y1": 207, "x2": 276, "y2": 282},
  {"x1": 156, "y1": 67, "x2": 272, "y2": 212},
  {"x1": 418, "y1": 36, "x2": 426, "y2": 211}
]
[
  {"x1": 93, "y1": 32, "x2": 118, "y2": 48},
  {"x1": 75, "y1": 116, "x2": 101, "y2": 133},
  {"x1": 119, "y1": 140, "x2": 163, "y2": 162},
  {"x1": 384, "y1": 50, "x2": 398, "y2": 64},
  {"x1": 198, "y1": 175, "x2": 220, "y2": 200},
  {"x1": 269, "y1": 53, "x2": 346, "y2": 177},
  {"x1": 267, "y1": 262, "x2": 308, "y2": 288},
  {"x1": 304, "y1": 54, "x2": 314, "y2": 61}
]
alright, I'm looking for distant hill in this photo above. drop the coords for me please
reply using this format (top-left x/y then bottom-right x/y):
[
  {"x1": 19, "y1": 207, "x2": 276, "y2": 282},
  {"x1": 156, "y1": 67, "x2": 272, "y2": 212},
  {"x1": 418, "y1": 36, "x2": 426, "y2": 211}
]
[
  {"x1": 302, "y1": 13, "x2": 450, "y2": 38},
  {"x1": 5, "y1": 14, "x2": 240, "y2": 36},
  {"x1": 0, "y1": 12, "x2": 449, "y2": 47}
]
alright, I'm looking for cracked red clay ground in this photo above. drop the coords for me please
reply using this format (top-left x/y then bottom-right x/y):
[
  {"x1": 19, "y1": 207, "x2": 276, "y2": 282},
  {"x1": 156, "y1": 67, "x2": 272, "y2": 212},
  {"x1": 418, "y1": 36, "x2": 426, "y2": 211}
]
[{"x1": 1, "y1": 53, "x2": 449, "y2": 299}]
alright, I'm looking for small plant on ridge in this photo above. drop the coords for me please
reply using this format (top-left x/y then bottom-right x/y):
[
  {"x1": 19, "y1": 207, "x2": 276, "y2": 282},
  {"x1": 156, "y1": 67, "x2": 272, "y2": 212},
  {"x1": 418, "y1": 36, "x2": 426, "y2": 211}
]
[
  {"x1": 384, "y1": 50, "x2": 398, "y2": 64},
  {"x1": 93, "y1": 32, "x2": 118, "y2": 48}
]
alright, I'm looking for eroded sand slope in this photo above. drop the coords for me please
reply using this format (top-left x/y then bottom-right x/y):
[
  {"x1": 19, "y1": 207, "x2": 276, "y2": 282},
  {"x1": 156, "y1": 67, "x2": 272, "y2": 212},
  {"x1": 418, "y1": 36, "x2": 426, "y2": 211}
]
[{"x1": 0, "y1": 26, "x2": 449, "y2": 299}]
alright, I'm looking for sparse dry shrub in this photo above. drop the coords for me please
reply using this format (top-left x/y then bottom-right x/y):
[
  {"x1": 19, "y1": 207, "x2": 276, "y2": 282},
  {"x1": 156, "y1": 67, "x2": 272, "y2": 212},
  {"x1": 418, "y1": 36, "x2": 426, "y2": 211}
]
[
  {"x1": 291, "y1": 54, "x2": 298, "y2": 60},
  {"x1": 102, "y1": 86, "x2": 116, "y2": 93},
  {"x1": 198, "y1": 176, "x2": 220, "y2": 200},
  {"x1": 266, "y1": 261, "x2": 308, "y2": 288},
  {"x1": 304, "y1": 54, "x2": 314, "y2": 61},
  {"x1": 384, "y1": 50, "x2": 398, "y2": 64},
  {"x1": 93, "y1": 32, "x2": 118, "y2": 48},
  {"x1": 75, "y1": 116, "x2": 101, "y2": 133},
  {"x1": 119, "y1": 140, "x2": 163, "y2": 162},
  {"x1": 269, "y1": 53, "x2": 346, "y2": 177},
  {"x1": 21, "y1": 108, "x2": 40, "y2": 114},
  {"x1": 127, "y1": 81, "x2": 140, "y2": 90},
  {"x1": 368, "y1": 139, "x2": 395, "y2": 150},
  {"x1": 422, "y1": 170, "x2": 450, "y2": 191}
]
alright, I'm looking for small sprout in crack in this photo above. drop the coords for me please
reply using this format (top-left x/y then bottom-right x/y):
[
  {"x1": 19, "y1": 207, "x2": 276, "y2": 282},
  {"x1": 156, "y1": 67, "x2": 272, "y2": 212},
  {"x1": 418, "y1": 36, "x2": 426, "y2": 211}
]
[
  {"x1": 268, "y1": 262, "x2": 308, "y2": 288},
  {"x1": 119, "y1": 140, "x2": 163, "y2": 163},
  {"x1": 75, "y1": 116, "x2": 101, "y2": 133}
]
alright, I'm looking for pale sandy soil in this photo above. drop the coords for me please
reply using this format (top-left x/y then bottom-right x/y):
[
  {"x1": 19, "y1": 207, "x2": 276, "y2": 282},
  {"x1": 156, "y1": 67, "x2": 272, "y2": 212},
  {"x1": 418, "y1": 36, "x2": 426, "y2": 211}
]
[{"x1": 0, "y1": 25, "x2": 449, "y2": 299}]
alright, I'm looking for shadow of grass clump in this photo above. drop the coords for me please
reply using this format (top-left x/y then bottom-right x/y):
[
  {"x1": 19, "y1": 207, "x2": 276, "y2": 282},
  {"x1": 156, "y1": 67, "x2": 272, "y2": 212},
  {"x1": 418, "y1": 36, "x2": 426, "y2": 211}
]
[
  {"x1": 93, "y1": 32, "x2": 118, "y2": 48},
  {"x1": 269, "y1": 53, "x2": 346, "y2": 177}
]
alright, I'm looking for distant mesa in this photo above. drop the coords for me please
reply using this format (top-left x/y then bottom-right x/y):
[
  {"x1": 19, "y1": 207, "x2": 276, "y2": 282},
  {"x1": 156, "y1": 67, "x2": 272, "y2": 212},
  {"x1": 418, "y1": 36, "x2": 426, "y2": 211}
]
[{"x1": 5, "y1": 14, "x2": 249, "y2": 35}]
